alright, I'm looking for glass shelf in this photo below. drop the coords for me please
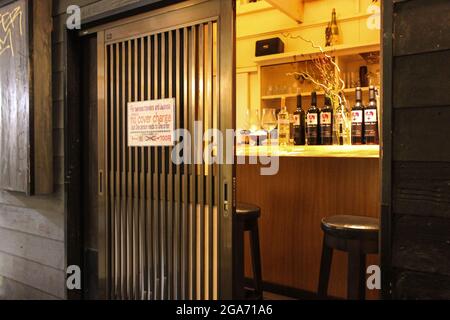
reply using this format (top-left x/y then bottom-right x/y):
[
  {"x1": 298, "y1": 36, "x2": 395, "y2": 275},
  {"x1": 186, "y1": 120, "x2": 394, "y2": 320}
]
[{"x1": 261, "y1": 87, "x2": 370, "y2": 100}]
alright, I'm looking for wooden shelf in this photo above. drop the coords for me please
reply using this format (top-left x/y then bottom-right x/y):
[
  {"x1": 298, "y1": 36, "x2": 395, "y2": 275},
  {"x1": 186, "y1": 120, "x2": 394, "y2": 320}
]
[
  {"x1": 261, "y1": 87, "x2": 370, "y2": 100},
  {"x1": 236, "y1": 145, "x2": 380, "y2": 158},
  {"x1": 254, "y1": 42, "x2": 380, "y2": 66}
]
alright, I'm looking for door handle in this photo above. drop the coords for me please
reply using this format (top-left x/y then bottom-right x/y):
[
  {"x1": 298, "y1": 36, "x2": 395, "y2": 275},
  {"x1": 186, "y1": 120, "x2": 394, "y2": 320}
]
[
  {"x1": 223, "y1": 181, "x2": 229, "y2": 216},
  {"x1": 98, "y1": 170, "x2": 104, "y2": 195}
]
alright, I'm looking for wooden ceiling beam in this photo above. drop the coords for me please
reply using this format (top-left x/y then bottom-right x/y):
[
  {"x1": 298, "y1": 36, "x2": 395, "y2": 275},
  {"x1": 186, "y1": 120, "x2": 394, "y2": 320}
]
[{"x1": 265, "y1": 0, "x2": 304, "y2": 24}]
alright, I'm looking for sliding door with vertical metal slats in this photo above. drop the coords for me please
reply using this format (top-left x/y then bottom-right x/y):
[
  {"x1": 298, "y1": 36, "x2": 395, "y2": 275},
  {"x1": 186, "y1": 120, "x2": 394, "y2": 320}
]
[{"x1": 96, "y1": 0, "x2": 235, "y2": 300}]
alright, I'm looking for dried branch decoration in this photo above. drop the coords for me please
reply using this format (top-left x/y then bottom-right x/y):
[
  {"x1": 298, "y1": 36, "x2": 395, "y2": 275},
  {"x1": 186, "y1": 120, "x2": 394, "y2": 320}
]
[{"x1": 282, "y1": 32, "x2": 347, "y2": 103}]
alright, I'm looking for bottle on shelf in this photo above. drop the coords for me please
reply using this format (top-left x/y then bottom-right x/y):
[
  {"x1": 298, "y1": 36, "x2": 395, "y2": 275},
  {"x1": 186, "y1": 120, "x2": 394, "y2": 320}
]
[
  {"x1": 351, "y1": 87, "x2": 365, "y2": 145},
  {"x1": 320, "y1": 96, "x2": 334, "y2": 145},
  {"x1": 326, "y1": 8, "x2": 339, "y2": 47},
  {"x1": 325, "y1": 23, "x2": 332, "y2": 47},
  {"x1": 278, "y1": 97, "x2": 291, "y2": 147},
  {"x1": 334, "y1": 92, "x2": 350, "y2": 145},
  {"x1": 293, "y1": 94, "x2": 306, "y2": 146},
  {"x1": 364, "y1": 86, "x2": 379, "y2": 145},
  {"x1": 306, "y1": 92, "x2": 320, "y2": 146}
]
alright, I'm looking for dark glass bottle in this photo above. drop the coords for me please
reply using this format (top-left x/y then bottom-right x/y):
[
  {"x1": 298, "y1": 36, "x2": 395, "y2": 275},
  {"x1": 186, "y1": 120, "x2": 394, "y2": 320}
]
[
  {"x1": 293, "y1": 94, "x2": 306, "y2": 146},
  {"x1": 306, "y1": 92, "x2": 320, "y2": 146},
  {"x1": 320, "y1": 96, "x2": 334, "y2": 145},
  {"x1": 351, "y1": 87, "x2": 365, "y2": 145},
  {"x1": 364, "y1": 86, "x2": 379, "y2": 145}
]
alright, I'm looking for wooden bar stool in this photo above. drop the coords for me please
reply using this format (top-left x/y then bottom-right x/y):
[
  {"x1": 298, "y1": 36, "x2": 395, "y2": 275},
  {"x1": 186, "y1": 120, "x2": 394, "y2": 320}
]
[
  {"x1": 233, "y1": 203, "x2": 263, "y2": 300},
  {"x1": 318, "y1": 215, "x2": 379, "y2": 300}
]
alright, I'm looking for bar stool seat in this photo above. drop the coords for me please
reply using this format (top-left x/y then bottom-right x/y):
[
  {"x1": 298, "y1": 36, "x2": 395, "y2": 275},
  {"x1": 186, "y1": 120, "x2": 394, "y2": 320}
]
[
  {"x1": 234, "y1": 203, "x2": 263, "y2": 300},
  {"x1": 321, "y1": 215, "x2": 379, "y2": 240},
  {"x1": 318, "y1": 215, "x2": 379, "y2": 300}
]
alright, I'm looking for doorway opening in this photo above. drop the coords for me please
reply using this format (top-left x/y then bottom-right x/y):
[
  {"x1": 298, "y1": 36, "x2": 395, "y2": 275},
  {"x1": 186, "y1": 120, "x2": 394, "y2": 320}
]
[{"x1": 234, "y1": 0, "x2": 383, "y2": 300}]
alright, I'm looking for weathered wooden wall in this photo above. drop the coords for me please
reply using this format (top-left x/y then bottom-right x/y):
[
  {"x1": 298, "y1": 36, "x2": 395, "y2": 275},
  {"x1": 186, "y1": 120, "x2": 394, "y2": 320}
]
[
  {"x1": 388, "y1": 0, "x2": 450, "y2": 299},
  {"x1": 0, "y1": 0, "x2": 170, "y2": 300},
  {"x1": 0, "y1": 0, "x2": 64, "y2": 300}
]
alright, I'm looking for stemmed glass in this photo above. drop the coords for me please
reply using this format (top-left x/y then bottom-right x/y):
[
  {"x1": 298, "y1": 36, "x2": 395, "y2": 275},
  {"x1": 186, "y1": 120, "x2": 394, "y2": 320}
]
[{"x1": 261, "y1": 108, "x2": 277, "y2": 146}]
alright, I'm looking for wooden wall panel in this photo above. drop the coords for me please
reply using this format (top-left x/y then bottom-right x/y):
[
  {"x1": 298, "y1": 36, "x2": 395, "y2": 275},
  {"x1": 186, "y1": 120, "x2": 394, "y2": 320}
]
[
  {"x1": 393, "y1": 50, "x2": 450, "y2": 109},
  {"x1": 393, "y1": 107, "x2": 450, "y2": 162},
  {"x1": 394, "y1": 0, "x2": 450, "y2": 56},
  {"x1": 0, "y1": 276, "x2": 60, "y2": 300},
  {"x1": 393, "y1": 270, "x2": 450, "y2": 300},
  {"x1": 392, "y1": 215, "x2": 450, "y2": 277},
  {"x1": 0, "y1": 251, "x2": 65, "y2": 298},
  {"x1": 393, "y1": 162, "x2": 450, "y2": 219},
  {"x1": 388, "y1": 0, "x2": 450, "y2": 299},
  {"x1": 0, "y1": 0, "x2": 31, "y2": 193},
  {"x1": 0, "y1": 203, "x2": 64, "y2": 241},
  {"x1": 0, "y1": 227, "x2": 64, "y2": 269}
]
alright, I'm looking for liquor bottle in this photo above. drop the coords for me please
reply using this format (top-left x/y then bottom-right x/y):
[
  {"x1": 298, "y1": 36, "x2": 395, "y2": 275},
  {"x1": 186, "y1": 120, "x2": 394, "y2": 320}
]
[
  {"x1": 320, "y1": 96, "x2": 334, "y2": 145},
  {"x1": 335, "y1": 92, "x2": 349, "y2": 145},
  {"x1": 329, "y1": 8, "x2": 339, "y2": 46},
  {"x1": 364, "y1": 86, "x2": 379, "y2": 145},
  {"x1": 325, "y1": 23, "x2": 332, "y2": 47},
  {"x1": 351, "y1": 87, "x2": 365, "y2": 145},
  {"x1": 293, "y1": 94, "x2": 306, "y2": 146},
  {"x1": 278, "y1": 97, "x2": 290, "y2": 147},
  {"x1": 306, "y1": 92, "x2": 320, "y2": 145}
]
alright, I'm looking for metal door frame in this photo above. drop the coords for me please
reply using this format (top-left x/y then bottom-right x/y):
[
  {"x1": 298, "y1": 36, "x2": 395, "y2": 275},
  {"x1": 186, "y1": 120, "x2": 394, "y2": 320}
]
[{"x1": 93, "y1": 0, "x2": 236, "y2": 300}]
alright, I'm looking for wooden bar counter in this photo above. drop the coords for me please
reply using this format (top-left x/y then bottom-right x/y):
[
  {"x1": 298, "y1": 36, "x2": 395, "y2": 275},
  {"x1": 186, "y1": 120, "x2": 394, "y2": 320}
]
[{"x1": 237, "y1": 145, "x2": 381, "y2": 299}]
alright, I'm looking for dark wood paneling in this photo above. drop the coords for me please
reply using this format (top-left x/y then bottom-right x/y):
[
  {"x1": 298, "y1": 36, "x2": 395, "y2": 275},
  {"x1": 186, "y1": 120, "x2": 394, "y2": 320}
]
[
  {"x1": 392, "y1": 214, "x2": 450, "y2": 277},
  {"x1": 65, "y1": 29, "x2": 83, "y2": 300},
  {"x1": 237, "y1": 157, "x2": 381, "y2": 300},
  {"x1": 394, "y1": 50, "x2": 450, "y2": 108},
  {"x1": 394, "y1": 0, "x2": 450, "y2": 56},
  {"x1": 393, "y1": 107, "x2": 450, "y2": 162},
  {"x1": 393, "y1": 50, "x2": 450, "y2": 109},
  {"x1": 393, "y1": 162, "x2": 450, "y2": 219},
  {"x1": 393, "y1": 270, "x2": 450, "y2": 300}
]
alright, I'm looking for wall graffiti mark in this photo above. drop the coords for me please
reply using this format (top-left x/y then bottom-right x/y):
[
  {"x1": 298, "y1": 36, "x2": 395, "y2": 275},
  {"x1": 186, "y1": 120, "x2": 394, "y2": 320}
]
[{"x1": 0, "y1": 6, "x2": 23, "y2": 57}]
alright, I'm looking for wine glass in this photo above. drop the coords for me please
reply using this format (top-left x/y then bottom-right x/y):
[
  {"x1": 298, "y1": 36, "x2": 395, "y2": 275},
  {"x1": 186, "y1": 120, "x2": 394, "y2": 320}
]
[
  {"x1": 248, "y1": 109, "x2": 261, "y2": 132},
  {"x1": 261, "y1": 108, "x2": 277, "y2": 145}
]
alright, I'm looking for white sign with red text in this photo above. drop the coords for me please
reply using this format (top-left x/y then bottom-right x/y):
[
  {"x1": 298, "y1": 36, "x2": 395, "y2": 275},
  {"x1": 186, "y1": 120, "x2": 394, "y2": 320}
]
[{"x1": 128, "y1": 98, "x2": 175, "y2": 147}]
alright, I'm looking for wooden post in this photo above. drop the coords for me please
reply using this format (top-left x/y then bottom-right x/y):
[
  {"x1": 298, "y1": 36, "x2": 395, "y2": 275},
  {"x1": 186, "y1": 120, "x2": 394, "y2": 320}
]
[{"x1": 33, "y1": 0, "x2": 53, "y2": 195}]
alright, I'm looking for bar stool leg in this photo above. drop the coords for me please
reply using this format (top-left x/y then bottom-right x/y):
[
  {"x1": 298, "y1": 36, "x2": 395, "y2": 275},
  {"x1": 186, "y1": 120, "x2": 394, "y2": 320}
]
[
  {"x1": 347, "y1": 240, "x2": 366, "y2": 300},
  {"x1": 233, "y1": 218, "x2": 246, "y2": 300},
  {"x1": 318, "y1": 235, "x2": 333, "y2": 299},
  {"x1": 249, "y1": 222, "x2": 263, "y2": 300}
]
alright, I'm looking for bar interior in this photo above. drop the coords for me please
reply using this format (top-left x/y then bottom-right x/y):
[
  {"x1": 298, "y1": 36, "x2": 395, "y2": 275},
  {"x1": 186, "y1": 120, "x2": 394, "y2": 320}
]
[{"x1": 234, "y1": 0, "x2": 381, "y2": 300}]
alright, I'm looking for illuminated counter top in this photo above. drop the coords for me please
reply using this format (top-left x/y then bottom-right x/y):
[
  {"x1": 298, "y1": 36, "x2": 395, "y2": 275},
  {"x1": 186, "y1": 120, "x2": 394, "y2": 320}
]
[{"x1": 236, "y1": 145, "x2": 380, "y2": 159}]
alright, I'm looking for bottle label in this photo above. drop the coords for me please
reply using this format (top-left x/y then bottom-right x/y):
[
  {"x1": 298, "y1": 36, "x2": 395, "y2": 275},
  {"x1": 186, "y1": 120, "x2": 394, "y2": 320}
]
[
  {"x1": 336, "y1": 112, "x2": 346, "y2": 125},
  {"x1": 365, "y1": 109, "x2": 377, "y2": 123},
  {"x1": 278, "y1": 119, "x2": 290, "y2": 126},
  {"x1": 307, "y1": 113, "x2": 318, "y2": 126},
  {"x1": 294, "y1": 115, "x2": 301, "y2": 126},
  {"x1": 352, "y1": 110, "x2": 363, "y2": 124},
  {"x1": 321, "y1": 112, "x2": 332, "y2": 125},
  {"x1": 307, "y1": 127, "x2": 318, "y2": 145}
]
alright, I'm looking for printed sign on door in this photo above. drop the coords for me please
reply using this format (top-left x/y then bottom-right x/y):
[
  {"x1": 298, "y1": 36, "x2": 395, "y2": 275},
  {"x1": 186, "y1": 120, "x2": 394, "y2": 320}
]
[{"x1": 128, "y1": 98, "x2": 175, "y2": 147}]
